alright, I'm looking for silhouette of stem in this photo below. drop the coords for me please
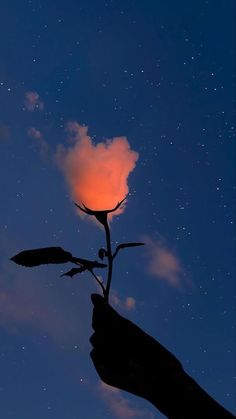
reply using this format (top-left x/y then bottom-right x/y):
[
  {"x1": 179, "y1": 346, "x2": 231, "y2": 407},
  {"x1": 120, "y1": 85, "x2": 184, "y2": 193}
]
[
  {"x1": 104, "y1": 219, "x2": 113, "y2": 303},
  {"x1": 90, "y1": 270, "x2": 106, "y2": 295}
]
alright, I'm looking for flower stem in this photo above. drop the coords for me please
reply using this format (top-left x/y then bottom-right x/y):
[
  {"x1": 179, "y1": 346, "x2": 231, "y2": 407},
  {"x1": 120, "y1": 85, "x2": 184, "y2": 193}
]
[
  {"x1": 90, "y1": 270, "x2": 106, "y2": 296},
  {"x1": 104, "y1": 219, "x2": 113, "y2": 303}
]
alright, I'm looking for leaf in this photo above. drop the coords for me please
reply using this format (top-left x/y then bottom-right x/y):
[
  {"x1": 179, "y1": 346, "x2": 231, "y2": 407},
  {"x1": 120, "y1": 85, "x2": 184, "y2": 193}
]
[
  {"x1": 117, "y1": 242, "x2": 145, "y2": 249},
  {"x1": 98, "y1": 248, "x2": 108, "y2": 260},
  {"x1": 61, "y1": 267, "x2": 87, "y2": 278},
  {"x1": 11, "y1": 247, "x2": 74, "y2": 267},
  {"x1": 75, "y1": 257, "x2": 107, "y2": 270},
  {"x1": 113, "y1": 242, "x2": 145, "y2": 259}
]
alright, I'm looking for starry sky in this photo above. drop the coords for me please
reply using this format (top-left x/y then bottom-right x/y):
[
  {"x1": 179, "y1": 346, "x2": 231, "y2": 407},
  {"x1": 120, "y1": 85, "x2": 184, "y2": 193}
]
[{"x1": 0, "y1": 1, "x2": 235, "y2": 418}]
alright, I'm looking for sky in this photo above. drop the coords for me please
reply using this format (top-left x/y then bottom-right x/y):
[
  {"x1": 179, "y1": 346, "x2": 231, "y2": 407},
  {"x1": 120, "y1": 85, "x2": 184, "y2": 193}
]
[{"x1": 0, "y1": 1, "x2": 235, "y2": 418}]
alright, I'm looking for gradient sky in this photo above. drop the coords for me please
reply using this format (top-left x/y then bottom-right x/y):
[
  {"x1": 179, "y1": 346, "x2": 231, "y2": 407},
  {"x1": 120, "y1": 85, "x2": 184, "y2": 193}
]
[{"x1": 0, "y1": 1, "x2": 235, "y2": 418}]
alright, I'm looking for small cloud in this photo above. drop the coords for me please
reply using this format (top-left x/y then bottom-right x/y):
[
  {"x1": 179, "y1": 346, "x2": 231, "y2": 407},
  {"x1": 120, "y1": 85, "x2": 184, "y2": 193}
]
[
  {"x1": 110, "y1": 292, "x2": 136, "y2": 311},
  {"x1": 24, "y1": 91, "x2": 44, "y2": 112},
  {"x1": 144, "y1": 236, "x2": 188, "y2": 289},
  {"x1": 98, "y1": 382, "x2": 154, "y2": 419},
  {"x1": 125, "y1": 297, "x2": 136, "y2": 310},
  {"x1": 28, "y1": 127, "x2": 43, "y2": 140},
  {"x1": 0, "y1": 122, "x2": 10, "y2": 142},
  {"x1": 27, "y1": 127, "x2": 49, "y2": 160}
]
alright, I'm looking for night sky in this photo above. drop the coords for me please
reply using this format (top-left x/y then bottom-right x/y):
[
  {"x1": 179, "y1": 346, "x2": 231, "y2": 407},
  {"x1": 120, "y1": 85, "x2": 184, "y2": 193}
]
[{"x1": 0, "y1": 1, "x2": 235, "y2": 418}]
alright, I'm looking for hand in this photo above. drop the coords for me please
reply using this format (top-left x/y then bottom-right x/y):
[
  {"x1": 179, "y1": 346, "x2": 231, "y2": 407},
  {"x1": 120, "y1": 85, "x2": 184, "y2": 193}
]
[
  {"x1": 90, "y1": 294, "x2": 235, "y2": 419},
  {"x1": 90, "y1": 293, "x2": 183, "y2": 412}
]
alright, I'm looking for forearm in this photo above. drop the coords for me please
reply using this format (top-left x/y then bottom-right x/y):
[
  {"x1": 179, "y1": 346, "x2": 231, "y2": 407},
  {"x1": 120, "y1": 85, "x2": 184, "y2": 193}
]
[
  {"x1": 91, "y1": 295, "x2": 235, "y2": 418},
  {"x1": 148, "y1": 368, "x2": 235, "y2": 418}
]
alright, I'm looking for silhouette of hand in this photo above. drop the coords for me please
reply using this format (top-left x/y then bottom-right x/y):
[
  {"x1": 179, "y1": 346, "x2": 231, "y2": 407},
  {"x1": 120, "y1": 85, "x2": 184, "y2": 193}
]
[
  {"x1": 90, "y1": 293, "x2": 235, "y2": 419},
  {"x1": 90, "y1": 293, "x2": 183, "y2": 412}
]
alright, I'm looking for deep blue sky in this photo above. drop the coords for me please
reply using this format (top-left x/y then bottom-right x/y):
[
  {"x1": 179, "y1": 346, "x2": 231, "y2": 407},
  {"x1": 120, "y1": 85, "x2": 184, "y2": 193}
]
[{"x1": 0, "y1": 1, "x2": 235, "y2": 418}]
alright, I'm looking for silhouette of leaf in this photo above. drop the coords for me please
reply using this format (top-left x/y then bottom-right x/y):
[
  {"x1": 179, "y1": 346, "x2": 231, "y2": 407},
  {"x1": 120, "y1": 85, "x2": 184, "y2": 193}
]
[
  {"x1": 118, "y1": 242, "x2": 145, "y2": 249},
  {"x1": 61, "y1": 266, "x2": 87, "y2": 278},
  {"x1": 113, "y1": 242, "x2": 145, "y2": 259},
  {"x1": 11, "y1": 247, "x2": 74, "y2": 267},
  {"x1": 98, "y1": 248, "x2": 108, "y2": 260},
  {"x1": 75, "y1": 257, "x2": 107, "y2": 270}
]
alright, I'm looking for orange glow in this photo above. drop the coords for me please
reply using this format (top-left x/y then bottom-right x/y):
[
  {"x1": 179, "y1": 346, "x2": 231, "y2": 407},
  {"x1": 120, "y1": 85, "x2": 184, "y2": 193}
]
[{"x1": 56, "y1": 122, "x2": 139, "y2": 220}]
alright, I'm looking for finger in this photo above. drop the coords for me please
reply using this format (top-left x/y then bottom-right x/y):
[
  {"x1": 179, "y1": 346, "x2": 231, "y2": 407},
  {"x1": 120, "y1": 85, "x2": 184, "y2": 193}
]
[
  {"x1": 90, "y1": 332, "x2": 107, "y2": 348},
  {"x1": 89, "y1": 332, "x2": 117, "y2": 356},
  {"x1": 91, "y1": 293, "x2": 111, "y2": 331},
  {"x1": 91, "y1": 296, "x2": 124, "y2": 331},
  {"x1": 90, "y1": 349, "x2": 127, "y2": 391},
  {"x1": 91, "y1": 293, "x2": 120, "y2": 318},
  {"x1": 89, "y1": 333, "x2": 96, "y2": 347},
  {"x1": 90, "y1": 349, "x2": 117, "y2": 385},
  {"x1": 90, "y1": 349, "x2": 107, "y2": 376}
]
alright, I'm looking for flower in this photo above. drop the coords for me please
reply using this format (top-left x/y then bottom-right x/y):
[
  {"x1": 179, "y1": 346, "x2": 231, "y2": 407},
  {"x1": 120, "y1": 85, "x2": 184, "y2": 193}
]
[{"x1": 74, "y1": 197, "x2": 126, "y2": 225}]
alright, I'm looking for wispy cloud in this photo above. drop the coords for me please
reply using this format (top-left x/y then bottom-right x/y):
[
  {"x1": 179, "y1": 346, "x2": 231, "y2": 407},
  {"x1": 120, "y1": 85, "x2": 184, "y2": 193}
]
[
  {"x1": 27, "y1": 127, "x2": 49, "y2": 160},
  {"x1": 98, "y1": 382, "x2": 154, "y2": 419},
  {"x1": 24, "y1": 91, "x2": 44, "y2": 112},
  {"x1": 0, "y1": 232, "x2": 86, "y2": 343},
  {"x1": 0, "y1": 270, "x2": 70, "y2": 340},
  {"x1": 56, "y1": 122, "x2": 139, "y2": 220},
  {"x1": 0, "y1": 267, "x2": 76, "y2": 342},
  {"x1": 144, "y1": 236, "x2": 188, "y2": 289}
]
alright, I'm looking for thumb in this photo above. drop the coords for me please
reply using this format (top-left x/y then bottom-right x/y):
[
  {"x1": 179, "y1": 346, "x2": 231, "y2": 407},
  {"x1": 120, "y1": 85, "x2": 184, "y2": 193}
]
[
  {"x1": 91, "y1": 293, "x2": 124, "y2": 331},
  {"x1": 91, "y1": 293, "x2": 106, "y2": 307}
]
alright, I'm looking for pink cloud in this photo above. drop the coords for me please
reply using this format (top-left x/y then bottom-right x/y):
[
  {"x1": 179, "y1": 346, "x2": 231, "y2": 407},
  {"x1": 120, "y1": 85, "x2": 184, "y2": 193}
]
[
  {"x1": 144, "y1": 236, "x2": 186, "y2": 288},
  {"x1": 110, "y1": 292, "x2": 136, "y2": 311},
  {"x1": 27, "y1": 127, "x2": 49, "y2": 160},
  {"x1": 0, "y1": 232, "x2": 87, "y2": 344},
  {"x1": 0, "y1": 267, "x2": 77, "y2": 342},
  {"x1": 56, "y1": 122, "x2": 139, "y2": 220},
  {"x1": 24, "y1": 91, "x2": 44, "y2": 112},
  {"x1": 98, "y1": 382, "x2": 154, "y2": 419}
]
